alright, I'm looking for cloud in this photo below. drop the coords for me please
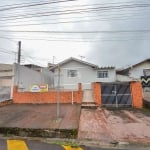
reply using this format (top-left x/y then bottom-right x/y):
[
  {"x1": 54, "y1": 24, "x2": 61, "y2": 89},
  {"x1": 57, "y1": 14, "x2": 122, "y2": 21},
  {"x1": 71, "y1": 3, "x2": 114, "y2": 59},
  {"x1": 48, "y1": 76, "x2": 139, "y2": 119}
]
[
  {"x1": 0, "y1": 0, "x2": 149, "y2": 67},
  {"x1": 86, "y1": 0, "x2": 150, "y2": 68}
]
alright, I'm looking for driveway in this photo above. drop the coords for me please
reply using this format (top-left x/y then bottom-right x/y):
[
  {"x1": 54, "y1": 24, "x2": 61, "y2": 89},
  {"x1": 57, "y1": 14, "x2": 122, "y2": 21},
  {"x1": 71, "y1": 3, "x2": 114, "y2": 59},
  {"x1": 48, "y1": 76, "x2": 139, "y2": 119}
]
[{"x1": 78, "y1": 108, "x2": 150, "y2": 143}]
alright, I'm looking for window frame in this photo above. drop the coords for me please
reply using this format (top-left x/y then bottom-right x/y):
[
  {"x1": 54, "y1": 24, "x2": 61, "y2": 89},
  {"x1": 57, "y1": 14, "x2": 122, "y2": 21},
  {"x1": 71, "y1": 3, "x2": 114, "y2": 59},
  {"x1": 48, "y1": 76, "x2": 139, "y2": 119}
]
[
  {"x1": 143, "y1": 69, "x2": 150, "y2": 76},
  {"x1": 67, "y1": 69, "x2": 78, "y2": 78},
  {"x1": 97, "y1": 70, "x2": 109, "y2": 78}
]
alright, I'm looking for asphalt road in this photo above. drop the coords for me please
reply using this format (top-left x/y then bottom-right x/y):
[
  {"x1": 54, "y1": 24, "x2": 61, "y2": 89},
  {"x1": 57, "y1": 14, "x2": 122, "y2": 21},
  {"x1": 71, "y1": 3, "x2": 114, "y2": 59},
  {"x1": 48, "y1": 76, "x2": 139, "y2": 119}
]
[
  {"x1": 0, "y1": 139, "x2": 6, "y2": 150},
  {"x1": 0, "y1": 139, "x2": 63, "y2": 150},
  {"x1": 0, "y1": 139, "x2": 149, "y2": 150}
]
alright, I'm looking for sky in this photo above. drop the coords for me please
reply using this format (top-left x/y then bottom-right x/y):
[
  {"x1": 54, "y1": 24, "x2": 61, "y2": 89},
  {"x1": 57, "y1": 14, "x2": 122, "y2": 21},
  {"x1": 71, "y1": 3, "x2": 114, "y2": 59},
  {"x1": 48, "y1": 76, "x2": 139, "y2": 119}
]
[{"x1": 0, "y1": 0, "x2": 150, "y2": 68}]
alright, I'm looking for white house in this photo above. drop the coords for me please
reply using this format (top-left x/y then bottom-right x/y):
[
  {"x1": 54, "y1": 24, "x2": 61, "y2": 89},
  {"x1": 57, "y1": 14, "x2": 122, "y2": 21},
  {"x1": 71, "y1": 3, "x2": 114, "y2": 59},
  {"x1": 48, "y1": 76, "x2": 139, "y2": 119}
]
[
  {"x1": 50, "y1": 57, "x2": 116, "y2": 90},
  {"x1": 117, "y1": 58, "x2": 150, "y2": 91},
  {"x1": 117, "y1": 58, "x2": 150, "y2": 79}
]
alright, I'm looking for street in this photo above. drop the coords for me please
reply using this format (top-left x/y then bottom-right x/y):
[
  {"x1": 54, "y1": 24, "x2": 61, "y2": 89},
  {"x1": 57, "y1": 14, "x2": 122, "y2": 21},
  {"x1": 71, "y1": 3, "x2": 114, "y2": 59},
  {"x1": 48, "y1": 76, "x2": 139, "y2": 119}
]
[
  {"x1": 1, "y1": 139, "x2": 62, "y2": 150},
  {"x1": 0, "y1": 139, "x2": 150, "y2": 150}
]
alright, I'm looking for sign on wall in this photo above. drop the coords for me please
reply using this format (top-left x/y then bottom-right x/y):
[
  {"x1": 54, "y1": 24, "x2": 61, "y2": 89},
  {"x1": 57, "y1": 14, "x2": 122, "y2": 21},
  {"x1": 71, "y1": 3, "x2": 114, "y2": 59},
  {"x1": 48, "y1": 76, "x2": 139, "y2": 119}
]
[
  {"x1": 30, "y1": 84, "x2": 48, "y2": 92},
  {"x1": 141, "y1": 76, "x2": 150, "y2": 87}
]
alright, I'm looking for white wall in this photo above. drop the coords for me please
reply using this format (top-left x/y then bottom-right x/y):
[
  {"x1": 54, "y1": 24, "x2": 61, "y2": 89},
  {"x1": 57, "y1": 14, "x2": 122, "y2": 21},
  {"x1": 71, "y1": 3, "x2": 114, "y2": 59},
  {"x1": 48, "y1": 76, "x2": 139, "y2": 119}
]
[
  {"x1": 14, "y1": 64, "x2": 54, "y2": 91},
  {"x1": 129, "y1": 62, "x2": 150, "y2": 79},
  {"x1": 54, "y1": 60, "x2": 116, "y2": 90},
  {"x1": 0, "y1": 79, "x2": 12, "y2": 86}
]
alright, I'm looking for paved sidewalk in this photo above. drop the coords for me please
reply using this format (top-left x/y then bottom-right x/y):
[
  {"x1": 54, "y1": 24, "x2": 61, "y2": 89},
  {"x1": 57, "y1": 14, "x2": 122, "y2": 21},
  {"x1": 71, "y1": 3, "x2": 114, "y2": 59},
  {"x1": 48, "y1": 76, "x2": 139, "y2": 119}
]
[{"x1": 0, "y1": 104, "x2": 81, "y2": 129}]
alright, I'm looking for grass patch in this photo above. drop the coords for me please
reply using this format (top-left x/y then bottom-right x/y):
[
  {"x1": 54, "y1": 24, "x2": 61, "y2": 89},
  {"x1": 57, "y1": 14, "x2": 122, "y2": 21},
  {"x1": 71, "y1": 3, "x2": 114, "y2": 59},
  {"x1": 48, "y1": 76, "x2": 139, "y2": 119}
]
[{"x1": 51, "y1": 140, "x2": 80, "y2": 148}]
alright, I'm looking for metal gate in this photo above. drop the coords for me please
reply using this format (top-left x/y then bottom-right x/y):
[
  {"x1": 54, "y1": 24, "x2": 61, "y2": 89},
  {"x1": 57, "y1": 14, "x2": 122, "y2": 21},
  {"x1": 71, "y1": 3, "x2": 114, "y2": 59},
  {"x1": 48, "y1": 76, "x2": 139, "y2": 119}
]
[{"x1": 101, "y1": 83, "x2": 132, "y2": 107}]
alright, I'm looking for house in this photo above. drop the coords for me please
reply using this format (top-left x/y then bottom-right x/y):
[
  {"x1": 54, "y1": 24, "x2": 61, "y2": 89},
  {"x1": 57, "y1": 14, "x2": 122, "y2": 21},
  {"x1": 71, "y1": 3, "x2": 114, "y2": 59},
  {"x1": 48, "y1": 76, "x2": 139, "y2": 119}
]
[
  {"x1": 24, "y1": 64, "x2": 43, "y2": 72},
  {"x1": 13, "y1": 63, "x2": 54, "y2": 91},
  {"x1": 117, "y1": 58, "x2": 150, "y2": 78},
  {"x1": 0, "y1": 64, "x2": 13, "y2": 101},
  {"x1": 50, "y1": 57, "x2": 116, "y2": 90},
  {"x1": 0, "y1": 63, "x2": 54, "y2": 101},
  {"x1": 117, "y1": 58, "x2": 150, "y2": 90}
]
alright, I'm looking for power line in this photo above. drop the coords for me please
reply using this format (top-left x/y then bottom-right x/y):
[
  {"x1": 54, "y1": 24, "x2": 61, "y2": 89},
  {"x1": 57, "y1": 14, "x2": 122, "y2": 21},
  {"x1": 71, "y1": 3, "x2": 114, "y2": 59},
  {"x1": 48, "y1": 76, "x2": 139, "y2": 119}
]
[
  {"x1": 0, "y1": 48, "x2": 16, "y2": 55},
  {"x1": 0, "y1": 3, "x2": 150, "y2": 21},
  {"x1": 0, "y1": 29, "x2": 150, "y2": 34},
  {"x1": 1, "y1": 1, "x2": 149, "y2": 17},
  {"x1": 0, "y1": 36, "x2": 17, "y2": 43},
  {"x1": 0, "y1": 36, "x2": 149, "y2": 43},
  {"x1": 0, "y1": 0, "x2": 49, "y2": 8},
  {"x1": 0, "y1": 0, "x2": 78, "y2": 12},
  {"x1": 0, "y1": 13, "x2": 149, "y2": 28},
  {"x1": 1, "y1": 8, "x2": 150, "y2": 26}
]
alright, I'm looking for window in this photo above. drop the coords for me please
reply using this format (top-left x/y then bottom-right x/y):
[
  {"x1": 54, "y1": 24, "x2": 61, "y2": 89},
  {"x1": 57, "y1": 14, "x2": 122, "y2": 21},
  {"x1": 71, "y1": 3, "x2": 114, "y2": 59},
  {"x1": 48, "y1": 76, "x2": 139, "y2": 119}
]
[
  {"x1": 67, "y1": 70, "x2": 78, "y2": 77},
  {"x1": 97, "y1": 71, "x2": 108, "y2": 78},
  {"x1": 143, "y1": 69, "x2": 150, "y2": 76}
]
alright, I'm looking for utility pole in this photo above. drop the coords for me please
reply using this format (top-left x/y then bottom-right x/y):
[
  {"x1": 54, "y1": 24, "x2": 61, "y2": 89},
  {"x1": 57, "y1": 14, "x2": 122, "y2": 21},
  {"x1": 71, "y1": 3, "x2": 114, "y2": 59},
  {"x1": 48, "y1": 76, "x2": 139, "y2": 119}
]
[
  {"x1": 57, "y1": 64, "x2": 61, "y2": 118},
  {"x1": 18, "y1": 41, "x2": 21, "y2": 64},
  {"x1": 53, "y1": 56, "x2": 56, "y2": 64},
  {"x1": 17, "y1": 41, "x2": 21, "y2": 86}
]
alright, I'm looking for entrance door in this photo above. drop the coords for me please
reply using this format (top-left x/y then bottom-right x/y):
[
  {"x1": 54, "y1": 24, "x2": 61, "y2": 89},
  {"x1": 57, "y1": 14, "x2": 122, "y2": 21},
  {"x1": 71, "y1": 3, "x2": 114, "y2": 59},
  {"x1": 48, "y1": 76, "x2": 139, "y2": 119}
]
[{"x1": 101, "y1": 83, "x2": 132, "y2": 107}]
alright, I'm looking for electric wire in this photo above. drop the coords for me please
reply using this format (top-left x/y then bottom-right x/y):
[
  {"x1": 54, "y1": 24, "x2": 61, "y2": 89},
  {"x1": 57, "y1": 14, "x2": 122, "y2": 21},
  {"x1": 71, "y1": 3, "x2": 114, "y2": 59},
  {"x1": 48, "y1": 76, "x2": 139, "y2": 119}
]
[
  {"x1": 1, "y1": 4, "x2": 150, "y2": 22},
  {"x1": 0, "y1": 0, "x2": 78, "y2": 12}
]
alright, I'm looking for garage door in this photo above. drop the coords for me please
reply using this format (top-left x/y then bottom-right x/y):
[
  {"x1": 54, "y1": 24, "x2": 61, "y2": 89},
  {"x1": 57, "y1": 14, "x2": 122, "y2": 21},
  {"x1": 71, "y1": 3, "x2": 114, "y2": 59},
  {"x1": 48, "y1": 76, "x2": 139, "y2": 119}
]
[{"x1": 101, "y1": 83, "x2": 132, "y2": 107}]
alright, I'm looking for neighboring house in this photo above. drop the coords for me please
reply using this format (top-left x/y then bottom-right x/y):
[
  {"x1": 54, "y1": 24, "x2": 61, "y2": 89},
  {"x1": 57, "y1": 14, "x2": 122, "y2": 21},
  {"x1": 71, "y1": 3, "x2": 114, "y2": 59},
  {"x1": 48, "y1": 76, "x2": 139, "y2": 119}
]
[
  {"x1": 14, "y1": 63, "x2": 54, "y2": 91},
  {"x1": 24, "y1": 64, "x2": 43, "y2": 72},
  {"x1": 0, "y1": 64, "x2": 13, "y2": 101},
  {"x1": 50, "y1": 57, "x2": 116, "y2": 90},
  {"x1": 117, "y1": 58, "x2": 150, "y2": 90},
  {"x1": 0, "y1": 63, "x2": 54, "y2": 101},
  {"x1": 117, "y1": 58, "x2": 150, "y2": 78}
]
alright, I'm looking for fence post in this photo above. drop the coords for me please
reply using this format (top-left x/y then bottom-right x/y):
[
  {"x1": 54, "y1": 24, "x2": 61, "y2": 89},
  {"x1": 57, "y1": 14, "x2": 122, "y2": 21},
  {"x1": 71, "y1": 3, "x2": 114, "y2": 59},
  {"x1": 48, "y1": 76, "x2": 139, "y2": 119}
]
[{"x1": 72, "y1": 91, "x2": 74, "y2": 105}]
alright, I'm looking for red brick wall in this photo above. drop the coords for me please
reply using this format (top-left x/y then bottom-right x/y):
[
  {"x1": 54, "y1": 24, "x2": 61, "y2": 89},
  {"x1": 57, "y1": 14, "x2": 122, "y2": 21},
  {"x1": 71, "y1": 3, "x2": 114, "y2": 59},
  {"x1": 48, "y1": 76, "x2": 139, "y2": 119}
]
[
  {"x1": 92, "y1": 82, "x2": 102, "y2": 106},
  {"x1": 13, "y1": 84, "x2": 83, "y2": 104},
  {"x1": 130, "y1": 81, "x2": 143, "y2": 108}
]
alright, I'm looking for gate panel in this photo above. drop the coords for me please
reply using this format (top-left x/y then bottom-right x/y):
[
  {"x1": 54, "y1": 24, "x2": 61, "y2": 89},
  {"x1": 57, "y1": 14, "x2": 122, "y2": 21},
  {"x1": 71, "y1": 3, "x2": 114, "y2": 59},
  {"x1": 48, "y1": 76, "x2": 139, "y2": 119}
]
[
  {"x1": 101, "y1": 83, "x2": 132, "y2": 107},
  {"x1": 102, "y1": 84, "x2": 116, "y2": 105},
  {"x1": 117, "y1": 84, "x2": 132, "y2": 106}
]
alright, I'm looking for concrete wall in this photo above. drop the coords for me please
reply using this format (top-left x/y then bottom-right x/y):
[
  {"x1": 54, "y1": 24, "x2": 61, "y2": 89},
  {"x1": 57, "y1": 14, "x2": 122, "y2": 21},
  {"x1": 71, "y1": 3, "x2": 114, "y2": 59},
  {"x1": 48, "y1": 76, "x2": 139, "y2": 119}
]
[
  {"x1": 54, "y1": 60, "x2": 116, "y2": 90},
  {"x1": 129, "y1": 61, "x2": 150, "y2": 78},
  {"x1": 14, "y1": 64, "x2": 54, "y2": 91}
]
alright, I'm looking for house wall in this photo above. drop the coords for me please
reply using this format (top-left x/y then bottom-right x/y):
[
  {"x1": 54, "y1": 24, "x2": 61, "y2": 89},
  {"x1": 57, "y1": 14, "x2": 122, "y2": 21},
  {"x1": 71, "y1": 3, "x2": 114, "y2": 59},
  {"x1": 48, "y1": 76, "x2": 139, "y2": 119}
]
[
  {"x1": 14, "y1": 64, "x2": 54, "y2": 91},
  {"x1": 0, "y1": 78, "x2": 12, "y2": 86},
  {"x1": 0, "y1": 64, "x2": 13, "y2": 99},
  {"x1": 54, "y1": 60, "x2": 116, "y2": 90},
  {"x1": 129, "y1": 61, "x2": 150, "y2": 78}
]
